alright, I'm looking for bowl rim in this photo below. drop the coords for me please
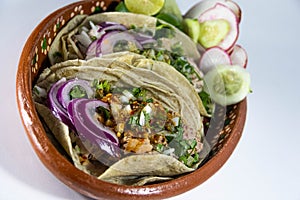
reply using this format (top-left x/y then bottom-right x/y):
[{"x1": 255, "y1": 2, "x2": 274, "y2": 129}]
[{"x1": 16, "y1": 0, "x2": 247, "y2": 199}]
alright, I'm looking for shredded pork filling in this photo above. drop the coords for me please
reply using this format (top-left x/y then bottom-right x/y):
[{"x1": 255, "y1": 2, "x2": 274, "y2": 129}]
[{"x1": 95, "y1": 89, "x2": 182, "y2": 154}]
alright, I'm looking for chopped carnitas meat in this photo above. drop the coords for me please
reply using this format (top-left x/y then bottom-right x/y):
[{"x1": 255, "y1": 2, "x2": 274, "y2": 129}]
[{"x1": 123, "y1": 138, "x2": 153, "y2": 154}]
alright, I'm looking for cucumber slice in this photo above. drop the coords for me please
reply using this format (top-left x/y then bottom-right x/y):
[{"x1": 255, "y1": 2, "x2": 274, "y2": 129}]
[
  {"x1": 198, "y1": 4, "x2": 239, "y2": 51},
  {"x1": 204, "y1": 65, "x2": 250, "y2": 106},
  {"x1": 198, "y1": 19, "x2": 230, "y2": 49},
  {"x1": 183, "y1": 18, "x2": 201, "y2": 43}
]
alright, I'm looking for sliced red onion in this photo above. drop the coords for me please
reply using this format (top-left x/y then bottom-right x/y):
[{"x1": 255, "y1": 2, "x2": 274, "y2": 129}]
[
  {"x1": 88, "y1": 21, "x2": 102, "y2": 39},
  {"x1": 66, "y1": 98, "x2": 81, "y2": 125},
  {"x1": 68, "y1": 98, "x2": 119, "y2": 145},
  {"x1": 86, "y1": 39, "x2": 98, "y2": 59},
  {"x1": 139, "y1": 38, "x2": 157, "y2": 46},
  {"x1": 67, "y1": 99, "x2": 120, "y2": 159},
  {"x1": 132, "y1": 32, "x2": 156, "y2": 45},
  {"x1": 56, "y1": 78, "x2": 94, "y2": 109},
  {"x1": 96, "y1": 31, "x2": 143, "y2": 55},
  {"x1": 98, "y1": 21, "x2": 127, "y2": 33},
  {"x1": 47, "y1": 78, "x2": 74, "y2": 129}
]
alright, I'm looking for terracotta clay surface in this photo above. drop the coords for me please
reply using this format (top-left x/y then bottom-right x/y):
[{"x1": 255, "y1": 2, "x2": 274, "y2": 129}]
[{"x1": 16, "y1": 0, "x2": 247, "y2": 199}]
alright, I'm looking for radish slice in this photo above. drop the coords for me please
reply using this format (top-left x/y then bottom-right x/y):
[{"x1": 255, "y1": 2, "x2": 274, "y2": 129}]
[
  {"x1": 199, "y1": 47, "x2": 231, "y2": 74},
  {"x1": 185, "y1": 0, "x2": 241, "y2": 23},
  {"x1": 198, "y1": 3, "x2": 239, "y2": 51},
  {"x1": 225, "y1": 0, "x2": 242, "y2": 23},
  {"x1": 230, "y1": 44, "x2": 248, "y2": 68}
]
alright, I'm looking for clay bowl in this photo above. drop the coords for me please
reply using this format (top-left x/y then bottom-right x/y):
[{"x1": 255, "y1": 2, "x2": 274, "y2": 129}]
[{"x1": 16, "y1": 0, "x2": 247, "y2": 199}]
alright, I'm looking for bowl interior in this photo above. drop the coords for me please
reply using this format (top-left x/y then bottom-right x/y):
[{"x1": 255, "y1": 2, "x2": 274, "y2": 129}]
[{"x1": 16, "y1": 0, "x2": 247, "y2": 199}]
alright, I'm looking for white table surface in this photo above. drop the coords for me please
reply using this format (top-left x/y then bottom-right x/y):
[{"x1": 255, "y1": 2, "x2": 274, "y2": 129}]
[{"x1": 1, "y1": 0, "x2": 300, "y2": 199}]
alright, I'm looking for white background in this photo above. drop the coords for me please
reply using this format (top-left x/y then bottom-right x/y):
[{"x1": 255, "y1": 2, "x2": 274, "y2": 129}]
[{"x1": 1, "y1": 0, "x2": 300, "y2": 199}]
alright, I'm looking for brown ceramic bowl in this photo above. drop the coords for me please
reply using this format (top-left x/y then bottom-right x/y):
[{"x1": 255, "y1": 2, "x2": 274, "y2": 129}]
[{"x1": 16, "y1": 0, "x2": 247, "y2": 199}]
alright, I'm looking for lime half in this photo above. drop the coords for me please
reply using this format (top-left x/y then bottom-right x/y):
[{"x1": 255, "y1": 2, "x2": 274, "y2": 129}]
[{"x1": 125, "y1": 0, "x2": 165, "y2": 16}]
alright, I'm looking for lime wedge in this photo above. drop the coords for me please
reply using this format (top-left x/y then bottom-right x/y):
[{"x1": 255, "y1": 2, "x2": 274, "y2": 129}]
[{"x1": 124, "y1": 0, "x2": 165, "y2": 16}]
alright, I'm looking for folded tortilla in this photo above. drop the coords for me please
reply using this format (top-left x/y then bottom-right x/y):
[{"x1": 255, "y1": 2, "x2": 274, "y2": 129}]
[
  {"x1": 35, "y1": 50, "x2": 209, "y2": 185},
  {"x1": 48, "y1": 12, "x2": 201, "y2": 65}
]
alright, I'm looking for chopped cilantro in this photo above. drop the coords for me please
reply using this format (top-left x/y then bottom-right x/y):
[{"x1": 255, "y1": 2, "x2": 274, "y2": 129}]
[
  {"x1": 170, "y1": 42, "x2": 183, "y2": 55},
  {"x1": 96, "y1": 106, "x2": 111, "y2": 121},
  {"x1": 156, "y1": 143, "x2": 164, "y2": 152},
  {"x1": 129, "y1": 115, "x2": 139, "y2": 126},
  {"x1": 132, "y1": 87, "x2": 147, "y2": 100},
  {"x1": 93, "y1": 80, "x2": 111, "y2": 98},
  {"x1": 143, "y1": 111, "x2": 151, "y2": 127},
  {"x1": 154, "y1": 23, "x2": 175, "y2": 39},
  {"x1": 69, "y1": 85, "x2": 88, "y2": 99},
  {"x1": 167, "y1": 121, "x2": 201, "y2": 167},
  {"x1": 113, "y1": 40, "x2": 129, "y2": 52},
  {"x1": 199, "y1": 91, "x2": 213, "y2": 114},
  {"x1": 146, "y1": 98, "x2": 153, "y2": 103}
]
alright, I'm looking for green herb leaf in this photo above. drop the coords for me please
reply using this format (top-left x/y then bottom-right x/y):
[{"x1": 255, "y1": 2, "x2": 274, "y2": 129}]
[
  {"x1": 199, "y1": 91, "x2": 213, "y2": 115},
  {"x1": 146, "y1": 98, "x2": 154, "y2": 103},
  {"x1": 115, "y1": 1, "x2": 129, "y2": 12},
  {"x1": 155, "y1": 23, "x2": 175, "y2": 39},
  {"x1": 156, "y1": 143, "x2": 164, "y2": 152},
  {"x1": 129, "y1": 115, "x2": 139, "y2": 126},
  {"x1": 69, "y1": 85, "x2": 88, "y2": 99},
  {"x1": 190, "y1": 139, "x2": 197, "y2": 149},
  {"x1": 96, "y1": 106, "x2": 111, "y2": 121},
  {"x1": 132, "y1": 87, "x2": 147, "y2": 100}
]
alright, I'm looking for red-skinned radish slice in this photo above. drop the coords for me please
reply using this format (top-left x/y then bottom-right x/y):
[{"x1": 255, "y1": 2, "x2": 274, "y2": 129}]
[
  {"x1": 185, "y1": 0, "x2": 241, "y2": 23},
  {"x1": 199, "y1": 47, "x2": 231, "y2": 74},
  {"x1": 57, "y1": 79, "x2": 94, "y2": 109},
  {"x1": 230, "y1": 44, "x2": 248, "y2": 68},
  {"x1": 198, "y1": 3, "x2": 239, "y2": 51},
  {"x1": 224, "y1": 0, "x2": 242, "y2": 23}
]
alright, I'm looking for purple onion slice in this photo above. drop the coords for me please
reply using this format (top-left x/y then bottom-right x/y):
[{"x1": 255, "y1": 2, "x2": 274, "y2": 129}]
[
  {"x1": 67, "y1": 98, "x2": 120, "y2": 159},
  {"x1": 47, "y1": 78, "x2": 74, "y2": 129},
  {"x1": 96, "y1": 31, "x2": 143, "y2": 55},
  {"x1": 68, "y1": 98, "x2": 119, "y2": 145},
  {"x1": 98, "y1": 21, "x2": 127, "y2": 33},
  {"x1": 56, "y1": 78, "x2": 94, "y2": 109}
]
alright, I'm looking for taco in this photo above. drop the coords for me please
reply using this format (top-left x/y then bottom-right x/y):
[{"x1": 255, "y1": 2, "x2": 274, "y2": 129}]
[
  {"x1": 48, "y1": 12, "x2": 214, "y2": 115},
  {"x1": 33, "y1": 52, "x2": 210, "y2": 185},
  {"x1": 48, "y1": 12, "x2": 200, "y2": 65}
]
